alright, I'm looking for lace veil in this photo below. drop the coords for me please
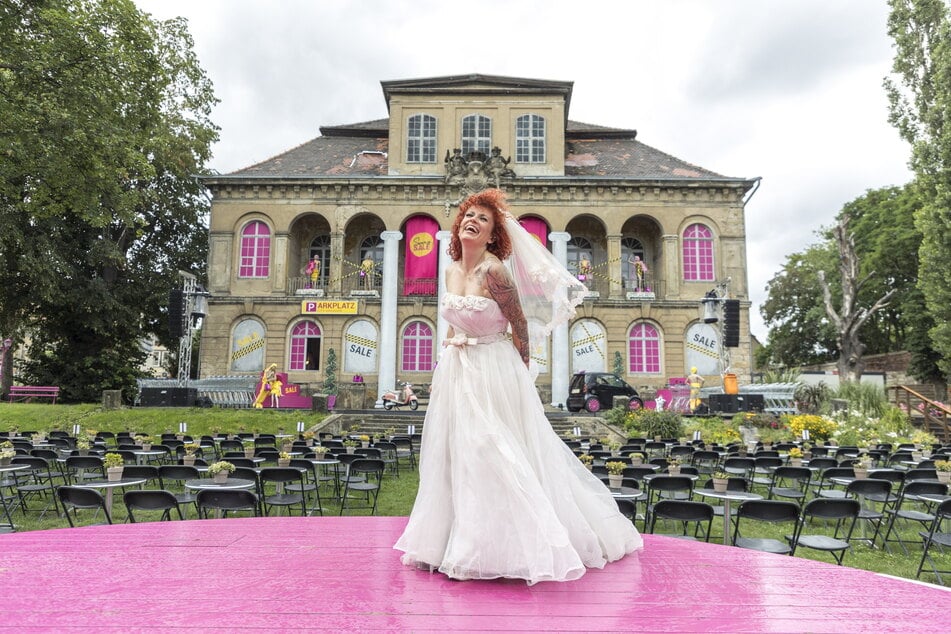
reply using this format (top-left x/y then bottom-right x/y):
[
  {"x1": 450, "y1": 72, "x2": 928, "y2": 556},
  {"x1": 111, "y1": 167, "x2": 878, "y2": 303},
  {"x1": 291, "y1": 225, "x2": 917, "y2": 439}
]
[{"x1": 503, "y1": 215, "x2": 587, "y2": 380}]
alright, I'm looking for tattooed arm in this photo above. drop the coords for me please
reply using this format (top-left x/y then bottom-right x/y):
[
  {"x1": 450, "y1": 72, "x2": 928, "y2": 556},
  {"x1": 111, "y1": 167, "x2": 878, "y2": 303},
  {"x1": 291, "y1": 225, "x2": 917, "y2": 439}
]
[{"x1": 485, "y1": 261, "x2": 530, "y2": 367}]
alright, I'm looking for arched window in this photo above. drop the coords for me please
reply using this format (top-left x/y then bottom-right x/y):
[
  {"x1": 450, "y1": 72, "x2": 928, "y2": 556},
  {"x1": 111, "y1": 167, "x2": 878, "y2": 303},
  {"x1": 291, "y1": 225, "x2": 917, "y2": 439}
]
[
  {"x1": 461, "y1": 114, "x2": 491, "y2": 156},
  {"x1": 683, "y1": 223, "x2": 714, "y2": 281},
  {"x1": 401, "y1": 321, "x2": 434, "y2": 372},
  {"x1": 308, "y1": 234, "x2": 331, "y2": 286},
  {"x1": 407, "y1": 114, "x2": 437, "y2": 163},
  {"x1": 622, "y1": 237, "x2": 646, "y2": 283},
  {"x1": 239, "y1": 221, "x2": 270, "y2": 278},
  {"x1": 567, "y1": 236, "x2": 593, "y2": 279},
  {"x1": 516, "y1": 114, "x2": 546, "y2": 163},
  {"x1": 629, "y1": 323, "x2": 661, "y2": 374},
  {"x1": 289, "y1": 321, "x2": 322, "y2": 371}
]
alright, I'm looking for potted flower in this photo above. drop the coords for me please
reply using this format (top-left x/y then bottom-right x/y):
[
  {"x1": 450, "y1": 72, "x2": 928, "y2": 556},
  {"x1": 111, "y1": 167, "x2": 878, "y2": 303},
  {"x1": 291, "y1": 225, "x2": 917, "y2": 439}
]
[
  {"x1": 243, "y1": 440, "x2": 256, "y2": 459},
  {"x1": 801, "y1": 442, "x2": 813, "y2": 461},
  {"x1": 629, "y1": 451, "x2": 644, "y2": 466},
  {"x1": 359, "y1": 434, "x2": 371, "y2": 448},
  {"x1": 302, "y1": 431, "x2": 315, "y2": 447},
  {"x1": 605, "y1": 460, "x2": 626, "y2": 488},
  {"x1": 342, "y1": 439, "x2": 359, "y2": 454},
  {"x1": 32, "y1": 431, "x2": 46, "y2": 444},
  {"x1": 383, "y1": 427, "x2": 396, "y2": 440},
  {"x1": 313, "y1": 446, "x2": 330, "y2": 460},
  {"x1": 787, "y1": 447, "x2": 803, "y2": 467},
  {"x1": 135, "y1": 434, "x2": 152, "y2": 451},
  {"x1": 104, "y1": 452, "x2": 125, "y2": 481},
  {"x1": 0, "y1": 447, "x2": 15, "y2": 466},
  {"x1": 183, "y1": 442, "x2": 201, "y2": 466},
  {"x1": 75, "y1": 436, "x2": 91, "y2": 456},
  {"x1": 935, "y1": 460, "x2": 951, "y2": 484},
  {"x1": 606, "y1": 439, "x2": 622, "y2": 457},
  {"x1": 208, "y1": 460, "x2": 236, "y2": 484},
  {"x1": 711, "y1": 470, "x2": 731, "y2": 493},
  {"x1": 278, "y1": 451, "x2": 292, "y2": 467},
  {"x1": 853, "y1": 455, "x2": 873, "y2": 480},
  {"x1": 667, "y1": 456, "x2": 685, "y2": 476},
  {"x1": 578, "y1": 454, "x2": 594, "y2": 471}
]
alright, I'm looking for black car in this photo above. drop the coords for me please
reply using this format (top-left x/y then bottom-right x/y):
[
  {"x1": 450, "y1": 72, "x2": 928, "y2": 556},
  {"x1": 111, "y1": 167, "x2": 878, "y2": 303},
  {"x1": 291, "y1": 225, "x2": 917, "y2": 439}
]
[{"x1": 566, "y1": 371, "x2": 644, "y2": 413}]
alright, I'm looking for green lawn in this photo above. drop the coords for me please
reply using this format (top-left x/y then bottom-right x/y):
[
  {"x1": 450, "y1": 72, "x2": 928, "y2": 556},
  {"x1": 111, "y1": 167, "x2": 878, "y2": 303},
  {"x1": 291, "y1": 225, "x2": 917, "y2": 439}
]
[{"x1": 1, "y1": 404, "x2": 947, "y2": 585}]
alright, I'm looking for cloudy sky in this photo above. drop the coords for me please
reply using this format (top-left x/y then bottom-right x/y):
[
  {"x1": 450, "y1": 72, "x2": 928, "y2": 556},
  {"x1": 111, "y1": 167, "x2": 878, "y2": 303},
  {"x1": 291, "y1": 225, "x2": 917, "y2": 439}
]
[{"x1": 135, "y1": 0, "x2": 913, "y2": 341}]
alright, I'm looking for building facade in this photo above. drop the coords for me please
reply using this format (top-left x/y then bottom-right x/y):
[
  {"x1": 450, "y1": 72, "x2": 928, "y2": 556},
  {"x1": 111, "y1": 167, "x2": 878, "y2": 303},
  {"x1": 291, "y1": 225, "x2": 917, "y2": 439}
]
[{"x1": 200, "y1": 74, "x2": 758, "y2": 406}]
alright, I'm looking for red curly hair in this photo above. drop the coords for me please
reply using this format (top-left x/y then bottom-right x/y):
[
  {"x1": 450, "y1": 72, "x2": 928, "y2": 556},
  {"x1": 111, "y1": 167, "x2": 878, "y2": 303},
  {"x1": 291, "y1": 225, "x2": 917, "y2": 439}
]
[{"x1": 448, "y1": 188, "x2": 513, "y2": 261}]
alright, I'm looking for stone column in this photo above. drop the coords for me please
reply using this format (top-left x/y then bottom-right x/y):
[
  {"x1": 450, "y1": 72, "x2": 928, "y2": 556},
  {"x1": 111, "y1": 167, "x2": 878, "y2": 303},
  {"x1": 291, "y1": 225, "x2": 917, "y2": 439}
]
[
  {"x1": 435, "y1": 230, "x2": 452, "y2": 349},
  {"x1": 549, "y1": 231, "x2": 571, "y2": 407},
  {"x1": 663, "y1": 234, "x2": 680, "y2": 299},
  {"x1": 329, "y1": 231, "x2": 344, "y2": 297},
  {"x1": 272, "y1": 233, "x2": 289, "y2": 293},
  {"x1": 376, "y1": 230, "x2": 403, "y2": 408},
  {"x1": 607, "y1": 233, "x2": 622, "y2": 298}
]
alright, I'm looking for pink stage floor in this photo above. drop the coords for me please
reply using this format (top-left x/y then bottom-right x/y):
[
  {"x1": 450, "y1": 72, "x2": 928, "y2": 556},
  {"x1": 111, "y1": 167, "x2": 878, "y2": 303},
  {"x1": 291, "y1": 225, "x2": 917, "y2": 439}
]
[{"x1": 0, "y1": 516, "x2": 947, "y2": 632}]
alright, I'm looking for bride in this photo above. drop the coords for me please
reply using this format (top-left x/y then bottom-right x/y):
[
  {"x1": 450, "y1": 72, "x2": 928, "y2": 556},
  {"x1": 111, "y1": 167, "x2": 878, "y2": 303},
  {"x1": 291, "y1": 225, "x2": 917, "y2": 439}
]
[{"x1": 394, "y1": 188, "x2": 642, "y2": 584}]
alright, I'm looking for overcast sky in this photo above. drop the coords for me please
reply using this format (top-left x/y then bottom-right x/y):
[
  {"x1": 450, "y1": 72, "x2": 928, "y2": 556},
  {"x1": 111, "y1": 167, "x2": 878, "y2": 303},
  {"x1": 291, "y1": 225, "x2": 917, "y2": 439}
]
[{"x1": 135, "y1": 0, "x2": 913, "y2": 341}]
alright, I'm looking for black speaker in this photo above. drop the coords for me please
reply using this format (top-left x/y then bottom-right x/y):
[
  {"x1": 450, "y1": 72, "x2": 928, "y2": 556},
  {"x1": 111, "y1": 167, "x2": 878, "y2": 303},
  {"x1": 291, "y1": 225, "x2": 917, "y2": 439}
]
[
  {"x1": 723, "y1": 299, "x2": 740, "y2": 348},
  {"x1": 168, "y1": 289, "x2": 186, "y2": 339},
  {"x1": 140, "y1": 387, "x2": 196, "y2": 407}
]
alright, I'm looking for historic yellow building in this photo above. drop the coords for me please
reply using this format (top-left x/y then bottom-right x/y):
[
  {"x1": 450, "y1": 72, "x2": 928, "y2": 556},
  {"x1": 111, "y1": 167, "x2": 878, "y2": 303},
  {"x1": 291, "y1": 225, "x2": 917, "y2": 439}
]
[{"x1": 200, "y1": 74, "x2": 758, "y2": 407}]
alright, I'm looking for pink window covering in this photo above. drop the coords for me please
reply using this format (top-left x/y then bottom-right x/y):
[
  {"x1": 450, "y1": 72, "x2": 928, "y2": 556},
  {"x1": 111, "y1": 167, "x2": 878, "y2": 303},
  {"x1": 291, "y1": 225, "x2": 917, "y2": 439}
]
[
  {"x1": 239, "y1": 221, "x2": 270, "y2": 278},
  {"x1": 629, "y1": 323, "x2": 661, "y2": 374},
  {"x1": 401, "y1": 321, "x2": 434, "y2": 372},
  {"x1": 403, "y1": 216, "x2": 439, "y2": 295},
  {"x1": 289, "y1": 321, "x2": 321, "y2": 371},
  {"x1": 518, "y1": 217, "x2": 549, "y2": 248},
  {"x1": 683, "y1": 224, "x2": 714, "y2": 281}
]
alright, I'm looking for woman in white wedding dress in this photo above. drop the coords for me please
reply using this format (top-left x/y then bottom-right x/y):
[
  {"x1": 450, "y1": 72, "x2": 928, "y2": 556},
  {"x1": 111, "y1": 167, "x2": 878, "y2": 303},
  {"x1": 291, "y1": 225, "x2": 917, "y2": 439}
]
[{"x1": 394, "y1": 189, "x2": 642, "y2": 584}]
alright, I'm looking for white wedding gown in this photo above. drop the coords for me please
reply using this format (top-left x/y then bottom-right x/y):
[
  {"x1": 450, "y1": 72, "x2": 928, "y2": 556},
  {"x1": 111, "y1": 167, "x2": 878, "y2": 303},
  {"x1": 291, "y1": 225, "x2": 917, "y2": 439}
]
[{"x1": 394, "y1": 293, "x2": 642, "y2": 584}]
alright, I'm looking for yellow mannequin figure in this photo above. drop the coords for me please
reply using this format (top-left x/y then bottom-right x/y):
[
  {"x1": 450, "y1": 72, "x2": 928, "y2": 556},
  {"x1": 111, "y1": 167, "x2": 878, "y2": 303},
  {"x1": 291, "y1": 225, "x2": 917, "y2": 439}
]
[{"x1": 687, "y1": 366, "x2": 705, "y2": 411}]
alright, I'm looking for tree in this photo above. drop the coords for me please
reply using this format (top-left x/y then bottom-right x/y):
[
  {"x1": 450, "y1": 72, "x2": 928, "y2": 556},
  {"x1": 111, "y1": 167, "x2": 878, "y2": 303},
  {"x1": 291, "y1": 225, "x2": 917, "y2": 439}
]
[
  {"x1": 0, "y1": 0, "x2": 218, "y2": 401},
  {"x1": 760, "y1": 243, "x2": 839, "y2": 368},
  {"x1": 885, "y1": 0, "x2": 951, "y2": 378},
  {"x1": 817, "y1": 214, "x2": 895, "y2": 383}
]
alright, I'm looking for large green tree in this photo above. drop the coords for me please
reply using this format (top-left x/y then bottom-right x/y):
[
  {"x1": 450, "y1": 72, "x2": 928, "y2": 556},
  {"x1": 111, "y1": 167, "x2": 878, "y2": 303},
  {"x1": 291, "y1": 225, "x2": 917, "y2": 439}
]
[
  {"x1": 0, "y1": 0, "x2": 218, "y2": 401},
  {"x1": 761, "y1": 185, "x2": 941, "y2": 381},
  {"x1": 885, "y1": 0, "x2": 951, "y2": 379}
]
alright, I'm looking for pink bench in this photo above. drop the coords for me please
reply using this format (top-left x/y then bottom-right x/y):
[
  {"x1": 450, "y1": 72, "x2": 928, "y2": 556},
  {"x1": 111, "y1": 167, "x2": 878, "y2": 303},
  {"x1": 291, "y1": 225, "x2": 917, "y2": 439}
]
[{"x1": 8, "y1": 385, "x2": 59, "y2": 404}]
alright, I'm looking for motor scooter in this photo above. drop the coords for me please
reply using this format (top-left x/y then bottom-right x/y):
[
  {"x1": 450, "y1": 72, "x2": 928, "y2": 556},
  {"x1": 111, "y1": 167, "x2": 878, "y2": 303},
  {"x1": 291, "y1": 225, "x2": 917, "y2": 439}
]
[{"x1": 381, "y1": 382, "x2": 419, "y2": 410}]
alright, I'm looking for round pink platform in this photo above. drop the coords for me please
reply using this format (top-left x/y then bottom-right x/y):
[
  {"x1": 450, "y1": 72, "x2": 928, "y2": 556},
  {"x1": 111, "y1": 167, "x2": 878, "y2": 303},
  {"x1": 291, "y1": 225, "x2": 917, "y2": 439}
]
[{"x1": 0, "y1": 516, "x2": 945, "y2": 632}]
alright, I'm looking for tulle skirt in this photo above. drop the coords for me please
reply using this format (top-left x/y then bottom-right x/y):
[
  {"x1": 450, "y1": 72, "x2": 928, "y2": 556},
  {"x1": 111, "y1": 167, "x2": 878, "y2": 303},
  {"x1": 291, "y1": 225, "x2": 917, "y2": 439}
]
[{"x1": 394, "y1": 339, "x2": 642, "y2": 584}]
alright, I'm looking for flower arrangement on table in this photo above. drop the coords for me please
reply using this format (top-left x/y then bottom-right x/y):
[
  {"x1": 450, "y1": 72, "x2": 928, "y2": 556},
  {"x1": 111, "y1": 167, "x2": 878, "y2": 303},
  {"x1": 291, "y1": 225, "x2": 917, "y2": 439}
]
[
  {"x1": 312, "y1": 446, "x2": 330, "y2": 457},
  {"x1": 32, "y1": 432, "x2": 46, "y2": 443},
  {"x1": 134, "y1": 434, "x2": 152, "y2": 445},
  {"x1": 854, "y1": 454, "x2": 873, "y2": 470},
  {"x1": 278, "y1": 451, "x2": 291, "y2": 461},
  {"x1": 207, "y1": 461, "x2": 236, "y2": 476},
  {"x1": 606, "y1": 440, "x2": 622, "y2": 453},
  {"x1": 75, "y1": 436, "x2": 91, "y2": 450},
  {"x1": 711, "y1": 470, "x2": 731, "y2": 480},
  {"x1": 242, "y1": 439, "x2": 255, "y2": 448},
  {"x1": 787, "y1": 447, "x2": 803, "y2": 459},
  {"x1": 359, "y1": 434, "x2": 370, "y2": 443},
  {"x1": 183, "y1": 443, "x2": 200, "y2": 455},
  {"x1": 605, "y1": 461, "x2": 626, "y2": 476},
  {"x1": 667, "y1": 455, "x2": 686, "y2": 466},
  {"x1": 936, "y1": 460, "x2": 951, "y2": 472},
  {"x1": 578, "y1": 453, "x2": 594, "y2": 468},
  {"x1": 103, "y1": 453, "x2": 125, "y2": 469},
  {"x1": 342, "y1": 439, "x2": 360, "y2": 448},
  {"x1": 383, "y1": 427, "x2": 396, "y2": 439},
  {"x1": 302, "y1": 431, "x2": 315, "y2": 441},
  {"x1": 0, "y1": 448, "x2": 15, "y2": 462},
  {"x1": 0, "y1": 440, "x2": 13, "y2": 450},
  {"x1": 85, "y1": 429, "x2": 98, "y2": 439}
]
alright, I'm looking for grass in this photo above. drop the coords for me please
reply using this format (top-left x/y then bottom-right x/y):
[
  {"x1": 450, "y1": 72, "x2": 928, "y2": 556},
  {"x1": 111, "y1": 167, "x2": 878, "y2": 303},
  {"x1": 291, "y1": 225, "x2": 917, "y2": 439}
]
[{"x1": 2, "y1": 404, "x2": 948, "y2": 585}]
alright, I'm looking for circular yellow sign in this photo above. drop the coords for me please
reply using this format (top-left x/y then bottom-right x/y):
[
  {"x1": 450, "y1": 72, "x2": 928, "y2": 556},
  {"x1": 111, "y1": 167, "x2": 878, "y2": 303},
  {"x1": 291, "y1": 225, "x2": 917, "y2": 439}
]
[{"x1": 410, "y1": 232, "x2": 434, "y2": 257}]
